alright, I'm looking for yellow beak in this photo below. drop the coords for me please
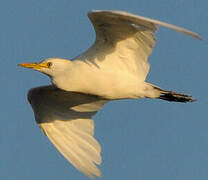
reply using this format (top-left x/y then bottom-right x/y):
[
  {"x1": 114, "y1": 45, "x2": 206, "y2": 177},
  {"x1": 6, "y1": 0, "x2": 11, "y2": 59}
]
[{"x1": 18, "y1": 62, "x2": 49, "y2": 70}]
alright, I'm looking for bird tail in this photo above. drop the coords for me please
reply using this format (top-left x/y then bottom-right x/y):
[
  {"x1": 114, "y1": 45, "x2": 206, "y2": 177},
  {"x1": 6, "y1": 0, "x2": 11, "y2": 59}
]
[{"x1": 152, "y1": 86, "x2": 195, "y2": 103}]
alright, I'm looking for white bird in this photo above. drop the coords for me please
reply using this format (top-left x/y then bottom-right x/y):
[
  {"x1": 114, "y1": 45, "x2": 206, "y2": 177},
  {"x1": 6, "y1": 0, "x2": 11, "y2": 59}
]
[{"x1": 19, "y1": 10, "x2": 201, "y2": 179}]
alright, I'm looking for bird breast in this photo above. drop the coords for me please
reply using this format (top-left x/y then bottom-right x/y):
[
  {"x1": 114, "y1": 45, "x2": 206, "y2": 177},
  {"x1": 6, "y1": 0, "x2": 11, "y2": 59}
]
[{"x1": 52, "y1": 61, "x2": 144, "y2": 100}]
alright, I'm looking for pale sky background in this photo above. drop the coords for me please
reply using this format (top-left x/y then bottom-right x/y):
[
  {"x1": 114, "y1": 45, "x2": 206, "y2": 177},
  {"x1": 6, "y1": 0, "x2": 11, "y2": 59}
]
[{"x1": 0, "y1": 0, "x2": 207, "y2": 180}]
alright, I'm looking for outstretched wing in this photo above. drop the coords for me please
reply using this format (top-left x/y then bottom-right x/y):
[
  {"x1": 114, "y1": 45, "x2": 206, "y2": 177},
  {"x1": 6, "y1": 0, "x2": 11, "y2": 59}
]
[
  {"x1": 76, "y1": 10, "x2": 201, "y2": 81},
  {"x1": 28, "y1": 85, "x2": 107, "y2": 178}
]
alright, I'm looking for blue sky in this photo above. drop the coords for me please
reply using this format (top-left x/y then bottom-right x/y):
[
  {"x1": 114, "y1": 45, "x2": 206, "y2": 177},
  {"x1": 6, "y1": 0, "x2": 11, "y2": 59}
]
[{"x1": 0, "y1": 0, "x2": 207, "y2": 179}]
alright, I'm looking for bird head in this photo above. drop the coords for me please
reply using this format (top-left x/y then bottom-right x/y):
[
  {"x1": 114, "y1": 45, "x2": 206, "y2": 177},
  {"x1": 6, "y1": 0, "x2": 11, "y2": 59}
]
[{"x1": 19, "y1": 58, "x2": 72, "y2": 77}]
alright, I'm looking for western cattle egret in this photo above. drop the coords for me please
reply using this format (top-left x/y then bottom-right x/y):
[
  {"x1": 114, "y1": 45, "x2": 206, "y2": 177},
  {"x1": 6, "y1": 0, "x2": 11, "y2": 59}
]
[{"x1": 19, "y1": 10, "x2": 201, "y2": 178}]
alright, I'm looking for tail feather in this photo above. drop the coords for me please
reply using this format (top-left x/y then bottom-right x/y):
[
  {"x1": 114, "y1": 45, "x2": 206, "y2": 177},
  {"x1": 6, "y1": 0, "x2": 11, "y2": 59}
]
[
  {"x1": 159, "y1": 91, "x2": 195, "y2": 102},
  {"x1": 152, "y1": 86, "x2": 195, "y2": 103}
]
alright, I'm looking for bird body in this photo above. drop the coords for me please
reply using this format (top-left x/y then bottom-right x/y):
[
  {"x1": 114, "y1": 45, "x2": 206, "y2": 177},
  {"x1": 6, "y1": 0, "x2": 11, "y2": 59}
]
[
  {"x1": 47, "y1": 58, "x2": 157, "y2": 99},
  {"x1": 19, "y1": 10, "x2": 201, "y2": 178}
]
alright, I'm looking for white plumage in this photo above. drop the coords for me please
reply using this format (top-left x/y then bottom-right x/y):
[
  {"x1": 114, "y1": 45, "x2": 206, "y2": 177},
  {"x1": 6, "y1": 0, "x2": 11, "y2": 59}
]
[
  {"x1": 28, "y1": 86, "x2": 106, "y2": 178},
  {"x1": 19, "y1": 10, "x2": 201, "y2": 178}
]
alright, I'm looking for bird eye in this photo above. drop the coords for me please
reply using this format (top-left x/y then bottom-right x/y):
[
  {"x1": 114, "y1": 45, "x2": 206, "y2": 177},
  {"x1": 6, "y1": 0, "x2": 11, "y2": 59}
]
[{"x1": 47, "y1": 62, "x2": 52, "y2": 68}]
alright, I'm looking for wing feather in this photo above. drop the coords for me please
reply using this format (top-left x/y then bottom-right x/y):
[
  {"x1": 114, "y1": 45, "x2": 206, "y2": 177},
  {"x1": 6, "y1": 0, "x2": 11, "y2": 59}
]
[
  {"x1": 75, "y1": 10, "x2": 201, "y2": 81},
  {"x1": 28, "y1": 85, "x2": 107, "y2": 178}
]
